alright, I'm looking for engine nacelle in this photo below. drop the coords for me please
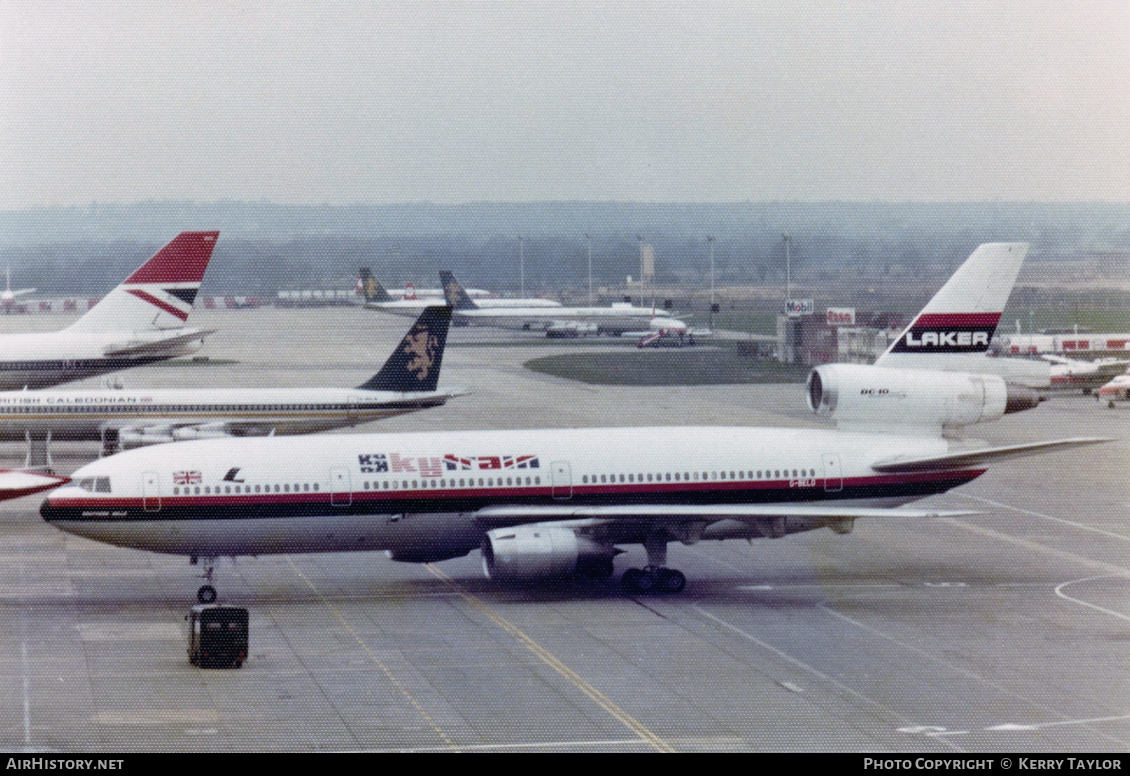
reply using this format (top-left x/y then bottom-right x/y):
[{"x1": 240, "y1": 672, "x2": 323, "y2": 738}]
[
  {"x1": 806, "y1": 363, "x2": 1038, "y2": 431},
  {"x1": 172, "y1": 424, "x2": 232, "y2": 441},
  {"x1": 118, "y1": 427, "x2": 175, "y2": 449},
  {"x1": 481, "y1": 525, "x2": 613, "y2": 580}
]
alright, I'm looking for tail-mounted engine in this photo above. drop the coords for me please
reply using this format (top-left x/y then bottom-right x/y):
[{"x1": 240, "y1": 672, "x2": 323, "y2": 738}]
[{"x1": 806, "y1": 363, "x2": 1039, "y2": 432}]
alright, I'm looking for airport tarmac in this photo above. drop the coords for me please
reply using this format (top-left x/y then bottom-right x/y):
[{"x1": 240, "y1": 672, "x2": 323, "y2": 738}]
[{"x1": 1, "y1": 306, "x2": 1128, "y2": 753}]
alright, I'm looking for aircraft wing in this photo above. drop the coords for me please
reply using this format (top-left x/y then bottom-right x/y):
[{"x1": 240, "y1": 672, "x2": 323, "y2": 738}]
[
  {"x1": 102, "y1": 328, "x2": 215, "y2": 357},
  {"x1": 472, "y1": 503, "x2": 980, "y2": 522},
  {"x1": 869, "y1": 437, "x2": 1111, "y2": 473}
]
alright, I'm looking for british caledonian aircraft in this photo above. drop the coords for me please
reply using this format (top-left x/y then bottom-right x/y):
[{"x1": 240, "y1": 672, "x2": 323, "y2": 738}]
[
  {"x1": 874, "y1": 242, "x2": 1122, "y2": 394},
  {"x1": 0, "y1": 232, "x2": 219, "y2": 390},
  {"x1": 440, "y1": 270, "x2": 689, "y2": 339},
  {"x1": 356, "y1": 267, "x2": 493, "y2": 303},
  {"x1": 42, "y1": 245, "x2": 1106, "y2": 603},
  {"x1": 2, "y1": 307, "x2": 458, "y2": 470},
  {"x1": 358, "y1": 268, "x2": 558, "y2": 315}
]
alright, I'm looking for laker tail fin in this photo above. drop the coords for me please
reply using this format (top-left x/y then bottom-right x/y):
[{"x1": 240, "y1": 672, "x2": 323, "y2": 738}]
[
  {"x1": 357, "y1": 306, "x2": 453, "y2": 392},
  {"x1": 876, "y1": 242, "x2": 1027, "y2": 365},
  {"x1": 439, "y1": 271, "x2": 480, "y2": 310},
  {"x1": 66, "y1": 232, "x2": 219, "y2": 334}
]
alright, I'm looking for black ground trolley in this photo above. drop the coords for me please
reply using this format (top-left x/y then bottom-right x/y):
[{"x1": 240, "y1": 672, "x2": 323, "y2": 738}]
[{"x1": 188, "y1": 604, "x2": 248, "y2": 668}]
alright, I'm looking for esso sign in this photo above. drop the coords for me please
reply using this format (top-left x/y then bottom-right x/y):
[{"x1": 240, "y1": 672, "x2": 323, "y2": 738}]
[{"x1": 826, "y1": 308, "x2": 856, "y2": 326}]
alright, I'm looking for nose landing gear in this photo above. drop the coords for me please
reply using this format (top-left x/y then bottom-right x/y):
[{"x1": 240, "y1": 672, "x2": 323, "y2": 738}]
[{"x1": 191, "y1": 555, "x2": 219, "y2": 603}]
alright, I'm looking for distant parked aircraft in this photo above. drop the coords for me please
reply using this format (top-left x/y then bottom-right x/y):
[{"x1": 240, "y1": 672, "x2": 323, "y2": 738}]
[{"x1": 0, "y1": 232, "x2": 219, "y2": 390}]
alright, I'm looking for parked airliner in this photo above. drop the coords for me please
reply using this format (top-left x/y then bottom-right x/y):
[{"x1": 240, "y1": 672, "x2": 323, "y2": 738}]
[
  {"x1": 42, "y1": 240, "x2": 1109, "y2": 602},
  {"x1": 0, "y1": 268, "x2": 36, "y2": 313},
  {"x1": 40, "y1": 361, "x2": 1102, "y2": 603},
  {"x1": 1097, "y1": 367, "x2": 1130, "y2": 407},
  {"x1": 356, "y1": 268, "x2": 492, "y2": 304},
  {"x1": 440, "y1": 270, "x2": 687, "y2": 338},
  {"x1": 0, "y1": 232, "x2": 219, "y2": 390},
  {"x1": 4, "y1": 307, "x2": 459, "y2": 470},
  {"x1": 358, "y1": 268, "x2": 559, "y2": 315},
  {"x1": 873, "y1": 242, "x2": 1123, "y2": 394}
]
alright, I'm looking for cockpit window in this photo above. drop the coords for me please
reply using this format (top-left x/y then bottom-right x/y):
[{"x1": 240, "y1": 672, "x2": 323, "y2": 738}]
[{"x1": 77, "y1": 477, "x2": 111, "y2": 493}]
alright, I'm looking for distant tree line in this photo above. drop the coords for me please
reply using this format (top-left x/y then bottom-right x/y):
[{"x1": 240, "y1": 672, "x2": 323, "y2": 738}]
[{"x1": 0, "y1": 201, "x2": 1125, "y2": 296}]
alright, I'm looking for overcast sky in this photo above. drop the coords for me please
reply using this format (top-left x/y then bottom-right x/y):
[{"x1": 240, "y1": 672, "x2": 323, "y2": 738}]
[{"x1": 0, "y1": 1, "x2": 1126, "y2": 206}]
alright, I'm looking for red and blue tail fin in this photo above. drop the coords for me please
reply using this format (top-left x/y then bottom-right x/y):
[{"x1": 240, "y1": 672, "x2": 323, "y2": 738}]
[{"x1": 66, "y1": 232, "x2": 219, "y2": 334}]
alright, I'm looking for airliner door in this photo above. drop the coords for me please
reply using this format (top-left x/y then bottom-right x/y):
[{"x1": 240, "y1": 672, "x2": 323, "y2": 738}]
[
  {"x1": 330, "y1": 467, "x2": 352, "y2": 506},
  {"x1": 551, "y1": 461, "x2": 572, "y2": 500},
  {"x1": 821, "y1": 453, "x2": 843, "y2": 493},
  {"x1": 142, "y1": 471, "x2": 161, "y2": 512}
]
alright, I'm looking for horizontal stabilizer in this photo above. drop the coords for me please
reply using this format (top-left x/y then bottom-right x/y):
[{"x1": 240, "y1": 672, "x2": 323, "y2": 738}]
[
  {"x1": 473, "y1": 503, "x2": 980, "y2": 522},
  {"x1": 870, "y1": 437, "x2": 1111, "y2": 473},
  {"x1": 102, "y1": 328, "x2": 214, "y2": 357}
]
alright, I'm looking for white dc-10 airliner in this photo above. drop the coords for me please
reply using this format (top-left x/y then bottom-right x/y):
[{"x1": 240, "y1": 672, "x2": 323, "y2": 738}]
[{"x1": 40, "y1": 243, "x2": 1107, "y2": 603}]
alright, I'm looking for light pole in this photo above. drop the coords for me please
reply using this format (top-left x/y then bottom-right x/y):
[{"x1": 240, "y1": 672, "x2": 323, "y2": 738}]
[
  {"x1": 636, "y1": 234, "x2": 644, "y2": 302},
  {"x1": 585, "y1": 233, "x2": 593, "y2": 303},
  {"x1": 783, "y1": 234, "x2": 792, "y2": 311},
  {"x1": 707, "y1": 236, "x2": 716, "y2": 306},
  {"x1": 707, "y1": 235, "x2": 716, "y2": 328}
]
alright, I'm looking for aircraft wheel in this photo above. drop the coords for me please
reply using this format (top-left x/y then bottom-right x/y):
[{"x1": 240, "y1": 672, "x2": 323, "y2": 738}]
[
  {"x1": 197, "y1": 585, "x2": 217, "y2": 604},
  {"x1": 1110, "y1": 400, "x2": 1117, "y2": 409},
  {"x1": 634, "y1": 569, "x2": 658, "y2": 592},
  {"x1": 621, "y1": 568, "x2": 642, "y2": 592},
  {"x1": 659, "y1": 569, "x2": 687, "y2": 594}
]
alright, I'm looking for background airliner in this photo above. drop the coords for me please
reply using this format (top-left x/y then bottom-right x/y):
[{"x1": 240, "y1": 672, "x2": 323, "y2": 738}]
[
  {"x1": 439, "y1": 270, "x2": 688, "y2": 338},
  {"x1": 0, "y1": 268, "x2": 37, "y2": 313},
  {"x1": 358, "y1": 268, "x2": 559, "y2": 315},
  {"x1": 0, "y1": 231, "x2": 219, "y2": 389},
  {"x1": 356, "y1": 267, "x2": 494, "y2": 304},
  {"x1": 1097, "y1": 367, "x2": 1130, "y2": 407},
  {"x1": 2, "y1": 307, "x2": 459, "y2": 470},
  {"x1": 874, "y1": 242, "x2": 1123, "y2": 394}
]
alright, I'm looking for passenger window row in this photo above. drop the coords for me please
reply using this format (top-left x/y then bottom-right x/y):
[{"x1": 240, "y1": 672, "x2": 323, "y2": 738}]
[
  {"x1": 172, "y1": 483, "x2": 323, "y2": 495},
  {"x1": 581, "y1": 468, "x2": 817, "y2": 484}
]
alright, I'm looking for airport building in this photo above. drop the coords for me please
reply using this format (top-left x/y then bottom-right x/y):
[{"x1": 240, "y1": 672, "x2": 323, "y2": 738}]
[{"x1": 777, "y1": 306, "x2": 904, "y2": 366}]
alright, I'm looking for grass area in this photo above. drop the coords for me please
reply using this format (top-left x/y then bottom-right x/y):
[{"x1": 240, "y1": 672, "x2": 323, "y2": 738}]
[{"x1": 525, "y1": 345, "x2": 811, "y2": 386}]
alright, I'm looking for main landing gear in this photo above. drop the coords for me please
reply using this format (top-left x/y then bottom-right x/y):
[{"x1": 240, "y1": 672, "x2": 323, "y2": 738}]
[
  {"x1": 191, "y1": 555, "x2": 219, "y2": 604},
  {"x1": 620, "y1": 530, "x2": 687, "y2": 595},
  {"x1": 621, "y1": 567, "x2": 686, "y2": 594}
]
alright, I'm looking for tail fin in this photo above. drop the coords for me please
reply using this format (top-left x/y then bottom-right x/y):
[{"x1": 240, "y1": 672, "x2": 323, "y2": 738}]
[
  {"x1": 65, "y1": 232, "x2": 219, "y2": 334},
  {"x1": 356, "y1": 306, "x2": 453, "y2": 392},
  {"x1": 357, "y1": 268, "x2": 395, "y2": 303},
  {"x1": 875, "y1": 243, "x2": 1027, "y2": 366},
  {"x1": 439, "y1": 271, "x2": 479, "y2": 310}
]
